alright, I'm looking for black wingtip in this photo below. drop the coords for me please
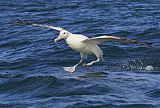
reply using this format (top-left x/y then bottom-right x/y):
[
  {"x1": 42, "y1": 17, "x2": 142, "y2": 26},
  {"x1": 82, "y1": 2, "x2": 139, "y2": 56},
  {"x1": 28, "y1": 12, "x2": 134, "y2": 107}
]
[
  {"x1": 16, "y1": 19, "x2": 22, "y2": 24},
  {"x1": 139, "y1": 41, "x2": 153, "y2": 46},
  {"x1": 15, "y1": 19, "x2": 33, "y2": 25},
  {"x1": 146, "y1": 42, "x2": 153, "y2": 45}
]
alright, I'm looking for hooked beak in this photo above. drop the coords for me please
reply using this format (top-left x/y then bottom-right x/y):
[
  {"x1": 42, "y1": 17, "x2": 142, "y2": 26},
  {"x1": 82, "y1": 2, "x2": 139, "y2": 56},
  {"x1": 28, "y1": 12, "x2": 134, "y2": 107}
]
[{"x1": 54, "y1": 36, "x2": 63, "y2": 42}]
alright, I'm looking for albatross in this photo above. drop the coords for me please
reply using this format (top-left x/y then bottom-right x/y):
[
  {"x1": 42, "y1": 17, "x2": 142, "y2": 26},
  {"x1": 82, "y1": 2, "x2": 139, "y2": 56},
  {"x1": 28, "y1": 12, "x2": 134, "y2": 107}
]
[{"x1": 16, "y1": 19, "x2": 152, "y2": 73}]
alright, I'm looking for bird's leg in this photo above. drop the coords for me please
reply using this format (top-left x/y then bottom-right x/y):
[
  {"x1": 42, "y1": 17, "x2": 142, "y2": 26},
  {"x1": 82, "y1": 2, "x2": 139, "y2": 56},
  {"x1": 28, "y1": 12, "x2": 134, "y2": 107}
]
[
  {"x1": 101, "y1": 56, "x2": 105, "y2": 62},
  {"x1": 83, "y1": 58, "x2": 100, "y2": 66},
  {"x1": 63, "y1": 53, "x2": 84, "y2": 73},
  {"x1": 83, "y1": 54, "x2": 103, "y2": 66}
]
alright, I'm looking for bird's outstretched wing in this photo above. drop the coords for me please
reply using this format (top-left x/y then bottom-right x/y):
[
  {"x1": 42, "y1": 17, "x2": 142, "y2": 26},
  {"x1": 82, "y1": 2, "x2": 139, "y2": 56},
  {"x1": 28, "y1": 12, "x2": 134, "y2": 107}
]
[
  {"x1": 16, "y1": 19, "x2": 63, "y2": 31},
  {"x1": 82, "y1": 35, "x2": 152, "y2": 46}
]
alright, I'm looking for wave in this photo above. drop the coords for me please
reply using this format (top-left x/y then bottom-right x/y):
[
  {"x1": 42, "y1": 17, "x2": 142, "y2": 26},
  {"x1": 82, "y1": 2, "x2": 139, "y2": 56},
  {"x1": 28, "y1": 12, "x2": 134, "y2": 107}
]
[{"x1": 146, "y1": 88, "x2": 160, "y2": 98}]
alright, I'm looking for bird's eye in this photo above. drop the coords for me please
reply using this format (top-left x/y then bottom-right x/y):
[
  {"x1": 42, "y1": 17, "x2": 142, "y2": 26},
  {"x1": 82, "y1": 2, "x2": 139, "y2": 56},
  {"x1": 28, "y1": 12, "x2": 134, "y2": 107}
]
[{"x1": 63, "y1": 32, "x2": 65, "y2": 34}]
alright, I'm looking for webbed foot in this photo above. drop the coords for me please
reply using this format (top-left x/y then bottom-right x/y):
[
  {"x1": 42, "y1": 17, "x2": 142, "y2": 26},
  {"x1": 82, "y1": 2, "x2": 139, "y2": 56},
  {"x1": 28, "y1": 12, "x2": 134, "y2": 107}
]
[{"x1": 63, "y1": 66, "x2": 76, "y2": 73}]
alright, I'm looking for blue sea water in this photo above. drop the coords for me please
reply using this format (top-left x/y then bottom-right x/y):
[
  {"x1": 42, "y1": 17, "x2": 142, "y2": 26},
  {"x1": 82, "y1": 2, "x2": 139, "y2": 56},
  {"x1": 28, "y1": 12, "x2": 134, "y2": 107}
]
[{"x1": 0, "y1": 0, "x2": 160, "y2": 108}]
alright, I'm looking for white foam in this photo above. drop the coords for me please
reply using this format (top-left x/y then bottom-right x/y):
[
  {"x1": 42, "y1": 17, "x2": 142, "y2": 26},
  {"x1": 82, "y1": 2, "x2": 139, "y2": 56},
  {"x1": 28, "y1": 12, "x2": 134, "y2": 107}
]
[{"x1": 145, "y1": 65, "x2": 154, "y2": 71}]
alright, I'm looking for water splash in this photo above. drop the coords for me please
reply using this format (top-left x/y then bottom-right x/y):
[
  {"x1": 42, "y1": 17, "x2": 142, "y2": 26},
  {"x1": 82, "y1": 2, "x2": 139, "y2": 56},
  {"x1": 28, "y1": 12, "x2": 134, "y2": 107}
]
[
  {"x1": 122, "y1": 59, "x2": 144, "y2": 71},
  {"x1": 121, "y1": 59, "x2": 159, "y2": 72},
  {"x1": 145, "y1": 65, "x2": 154, "y2": 71}
]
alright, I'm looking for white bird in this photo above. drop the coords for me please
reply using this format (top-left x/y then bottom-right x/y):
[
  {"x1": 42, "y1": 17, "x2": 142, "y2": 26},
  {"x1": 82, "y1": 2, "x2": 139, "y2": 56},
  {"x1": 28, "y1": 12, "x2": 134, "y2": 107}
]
[{"x1": 16, "y1": 19, "x2": 152, "y2": 73}]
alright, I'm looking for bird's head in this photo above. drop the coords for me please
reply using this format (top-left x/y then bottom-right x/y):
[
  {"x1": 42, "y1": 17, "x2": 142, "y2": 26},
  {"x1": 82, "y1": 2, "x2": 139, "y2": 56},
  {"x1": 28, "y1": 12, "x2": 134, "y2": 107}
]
[{"x1": 54, "y1": 30, "x2": 71, "y2": 42}]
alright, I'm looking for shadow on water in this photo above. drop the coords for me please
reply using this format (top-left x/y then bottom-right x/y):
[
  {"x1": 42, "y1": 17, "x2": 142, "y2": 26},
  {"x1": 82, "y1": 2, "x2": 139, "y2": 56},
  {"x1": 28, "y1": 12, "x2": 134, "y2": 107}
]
[{"x1": 78, "y1": 71, "x2": 109, "y2": 78}]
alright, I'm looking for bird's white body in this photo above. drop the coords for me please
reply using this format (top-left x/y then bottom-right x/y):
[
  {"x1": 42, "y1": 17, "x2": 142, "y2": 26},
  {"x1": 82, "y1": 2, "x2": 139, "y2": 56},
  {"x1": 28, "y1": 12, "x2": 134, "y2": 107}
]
[
  {"x1": 65, "y1": 34, "x2": 103, "y2": 58},
  {"x1": 66, "y1": 34, "x2": 90, "y2": 54},
  {"x1": 17, "y1": 19, "x2": 151, "y2": 73}
]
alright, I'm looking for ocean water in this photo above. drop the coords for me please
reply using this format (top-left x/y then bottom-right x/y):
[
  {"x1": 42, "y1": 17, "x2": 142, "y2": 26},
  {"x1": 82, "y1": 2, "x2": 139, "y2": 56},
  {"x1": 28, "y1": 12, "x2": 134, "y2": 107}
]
[{"x1": 0, "y1": 0, "x2": 160, "y2": 108}]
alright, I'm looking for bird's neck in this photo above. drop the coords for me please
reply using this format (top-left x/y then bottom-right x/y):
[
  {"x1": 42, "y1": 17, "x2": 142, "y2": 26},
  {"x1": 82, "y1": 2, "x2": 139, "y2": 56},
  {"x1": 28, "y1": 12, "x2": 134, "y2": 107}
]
[{"x1": 64, "y1": 33, "x2": 72, "y2": 40}]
